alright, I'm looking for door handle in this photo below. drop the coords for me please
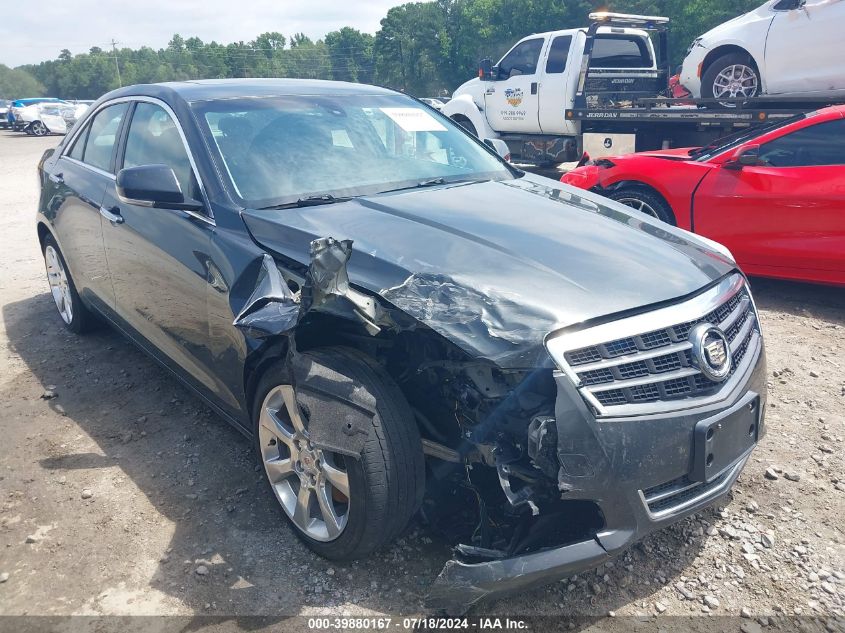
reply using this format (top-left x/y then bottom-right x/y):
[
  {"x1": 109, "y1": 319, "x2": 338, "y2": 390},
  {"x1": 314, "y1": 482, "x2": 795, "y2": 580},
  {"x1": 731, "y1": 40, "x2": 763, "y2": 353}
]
[
  {"x1": 49, "y1": 172, "x2": 63, "y2": 184},
  {"x1": 99, "y1": 205, "x2": 124, "y2": 225},
  {"x1": 531, "y1": 82, "x2": 538, "y2": 95}
]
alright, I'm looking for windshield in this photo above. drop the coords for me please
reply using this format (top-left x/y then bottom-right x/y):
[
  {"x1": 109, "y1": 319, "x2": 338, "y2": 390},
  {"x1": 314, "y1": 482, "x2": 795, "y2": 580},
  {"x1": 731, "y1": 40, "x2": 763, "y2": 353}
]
[
  {"x1": 192, "y1": 94, "x2": 513, "y2": 208},
  {"x1": 691, "y1": 114, "x2": 805, "y2": 161}
]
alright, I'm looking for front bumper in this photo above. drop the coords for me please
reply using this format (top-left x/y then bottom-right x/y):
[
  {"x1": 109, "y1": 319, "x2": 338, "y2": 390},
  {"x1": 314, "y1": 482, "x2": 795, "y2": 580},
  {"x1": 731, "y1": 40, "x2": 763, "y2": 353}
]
[{"x1": 426, "y1": 336, "x2": 766, "y2": 613}]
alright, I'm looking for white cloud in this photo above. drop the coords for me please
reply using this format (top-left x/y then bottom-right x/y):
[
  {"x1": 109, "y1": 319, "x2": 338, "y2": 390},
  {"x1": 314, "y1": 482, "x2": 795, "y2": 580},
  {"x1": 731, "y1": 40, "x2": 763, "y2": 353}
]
[{"x1": 0, "y1": 0, "x2": 399, "y2": 67}]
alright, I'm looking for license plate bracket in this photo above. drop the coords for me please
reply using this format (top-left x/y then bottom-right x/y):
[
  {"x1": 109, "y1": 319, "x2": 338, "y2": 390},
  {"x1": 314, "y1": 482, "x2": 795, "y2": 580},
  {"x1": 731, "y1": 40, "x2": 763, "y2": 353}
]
[{"x1": 692, "y1": 393, "x2": 759, "y2": 483}]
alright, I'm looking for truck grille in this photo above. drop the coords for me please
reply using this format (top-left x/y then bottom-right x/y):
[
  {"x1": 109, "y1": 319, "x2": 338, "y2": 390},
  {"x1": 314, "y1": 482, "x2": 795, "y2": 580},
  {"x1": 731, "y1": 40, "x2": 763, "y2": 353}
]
[{"x1": 547, "y1": 274, "x2": 761, "y2": 416}]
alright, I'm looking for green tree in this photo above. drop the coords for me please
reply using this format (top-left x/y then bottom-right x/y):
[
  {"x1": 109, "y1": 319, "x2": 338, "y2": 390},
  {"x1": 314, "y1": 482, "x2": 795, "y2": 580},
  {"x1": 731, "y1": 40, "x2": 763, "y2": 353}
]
[{"x1": 0, "y1": 64, "x2": 46, "y2": 97}]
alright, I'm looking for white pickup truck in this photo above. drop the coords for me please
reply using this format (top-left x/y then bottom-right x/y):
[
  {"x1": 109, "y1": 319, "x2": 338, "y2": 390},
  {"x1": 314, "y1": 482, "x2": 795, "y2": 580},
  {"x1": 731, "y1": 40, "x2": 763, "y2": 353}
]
[{"x1": 442, "y1": 13, "x2": 665, "y2": 163}]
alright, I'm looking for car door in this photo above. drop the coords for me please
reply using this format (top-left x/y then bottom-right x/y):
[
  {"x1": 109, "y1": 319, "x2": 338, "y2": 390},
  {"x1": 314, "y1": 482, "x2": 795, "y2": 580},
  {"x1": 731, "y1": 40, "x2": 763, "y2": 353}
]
[
  {"x1": 538, "y1": 33, "x2": 578, "y2": 135},
  {"x1": 693, "y1": 115, "x2": 845, "y2": 282},
  {"x1": 484, "y1": 36, "x2": 546, "y2": 133},
  {"x1": 765, "y1": 0, "x2": 844, "y2": 95},
  {"x1": 50, "y1": 101, "x2": 129, "y2": 312},
  {"x1": 100, "y1": 99, "x2": 225, "y2": 401}
]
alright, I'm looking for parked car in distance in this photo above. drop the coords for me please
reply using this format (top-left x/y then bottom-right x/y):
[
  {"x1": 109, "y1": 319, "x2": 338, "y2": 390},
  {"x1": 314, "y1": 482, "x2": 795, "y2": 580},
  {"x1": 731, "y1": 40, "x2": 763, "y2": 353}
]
[
  {"x1": 680, "y1": 0, "x2": 845, "y2": 105},
  {"x1": 561, "y1": 105, "x2": 845, "y2": 286},
  {"x1": 36, "y1": 79, "x2": 766, "y2": 612},
  {"x1": 9, "y1": 97, "x2": 68, "y2": 132},
  {"x1": 17, "y1": 100, "x2": 87, "y2": 135},
  {"x1": 0, "y1": 100, "x2": 9, "y2": 128}
]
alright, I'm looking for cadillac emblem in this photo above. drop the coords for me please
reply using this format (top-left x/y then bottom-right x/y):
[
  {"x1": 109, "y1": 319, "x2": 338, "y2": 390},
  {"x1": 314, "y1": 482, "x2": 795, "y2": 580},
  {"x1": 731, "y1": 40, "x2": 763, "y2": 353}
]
[{"x1": 689, "y1": 323, "x2": 732, "y2": 382}]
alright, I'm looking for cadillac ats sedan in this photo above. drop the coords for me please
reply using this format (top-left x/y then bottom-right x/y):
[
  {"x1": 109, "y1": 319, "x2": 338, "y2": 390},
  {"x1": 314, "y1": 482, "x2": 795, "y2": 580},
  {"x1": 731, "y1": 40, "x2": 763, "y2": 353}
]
[{"x1": 36, "y1": 79, "x2": 766, "y2": 612}]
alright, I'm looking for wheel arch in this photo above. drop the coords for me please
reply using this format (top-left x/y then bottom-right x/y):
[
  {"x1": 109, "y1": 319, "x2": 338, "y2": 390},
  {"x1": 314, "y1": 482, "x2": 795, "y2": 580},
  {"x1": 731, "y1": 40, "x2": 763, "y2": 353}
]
[
  {"x1": 701, "y1": 45, "x2": 763, "y2": 89},
  {"x1": 37, "y1": 221, "x2": 52, "y2": 250},
  {"x1": 602, "y1": 180, "x2": 677, "y2": 225}
]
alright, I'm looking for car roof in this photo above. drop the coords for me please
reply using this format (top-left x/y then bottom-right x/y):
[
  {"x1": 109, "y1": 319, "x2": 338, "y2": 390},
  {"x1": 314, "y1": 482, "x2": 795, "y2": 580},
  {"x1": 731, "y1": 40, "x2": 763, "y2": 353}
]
[{"x1": 104, "y1": 78, "x2": 399, "y2": 104}]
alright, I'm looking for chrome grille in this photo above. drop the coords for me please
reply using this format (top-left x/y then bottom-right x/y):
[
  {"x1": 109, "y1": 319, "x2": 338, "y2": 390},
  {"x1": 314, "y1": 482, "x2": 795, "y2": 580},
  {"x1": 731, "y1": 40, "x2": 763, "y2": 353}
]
[{"x1": 547, "y1": 274, "x2": 761, "y2": 417}]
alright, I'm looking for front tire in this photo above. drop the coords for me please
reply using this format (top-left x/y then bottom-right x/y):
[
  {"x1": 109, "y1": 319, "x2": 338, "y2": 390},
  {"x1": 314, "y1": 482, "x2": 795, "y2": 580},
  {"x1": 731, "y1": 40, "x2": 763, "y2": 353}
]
[
  {"x1": 42, "y1": 234, "x2": 98, "y2": 333},
  {"x1": 608, "y1": 187, "x2": 676, "y2": 225},
  {"x1": 701, "y1": 53, "x2": 760, "y2": 108},
  {"x1": 253, "y1": 347, "x2": 425, "y2": 560}
]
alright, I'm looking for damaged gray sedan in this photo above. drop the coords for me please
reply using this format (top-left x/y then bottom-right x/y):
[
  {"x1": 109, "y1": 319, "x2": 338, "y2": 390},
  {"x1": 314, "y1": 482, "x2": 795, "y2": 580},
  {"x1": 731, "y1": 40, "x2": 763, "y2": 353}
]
[{"x1": 35, "y1": 79, "x2": 766, "y2": 613}]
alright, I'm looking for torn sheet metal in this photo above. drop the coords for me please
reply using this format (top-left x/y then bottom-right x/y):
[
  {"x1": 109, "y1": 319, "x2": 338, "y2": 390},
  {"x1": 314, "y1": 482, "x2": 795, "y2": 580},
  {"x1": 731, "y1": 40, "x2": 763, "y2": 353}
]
[
  {"x1": 425, "y1": 536, "x2": 610, "y2": 614},
  {"x1": 232, "y1": 254, "x2": 300, "y2": 338},
  {"x1": 380, "y1": 273, "x2": 557, "y2": 368},
  {"x1": 302, "y1": 237, "x2": 390, "y2": 335}
]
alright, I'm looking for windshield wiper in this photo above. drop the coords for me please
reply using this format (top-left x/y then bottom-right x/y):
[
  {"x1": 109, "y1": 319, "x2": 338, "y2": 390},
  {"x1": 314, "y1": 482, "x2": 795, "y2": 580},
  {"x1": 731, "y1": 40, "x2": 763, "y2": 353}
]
[
  {"x1": 259, "y1": 194, "x2": 353, "y2": 210},
  {"x1": 376, "y1": 177, "x2": 489, "y2": 195}
]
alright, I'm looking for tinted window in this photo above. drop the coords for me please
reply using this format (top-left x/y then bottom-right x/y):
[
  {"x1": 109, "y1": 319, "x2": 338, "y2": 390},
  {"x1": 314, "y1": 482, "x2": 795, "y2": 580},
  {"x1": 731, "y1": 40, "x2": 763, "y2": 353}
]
[
  {"x1": 82, "y1": 103, "x2": 128, "y2": 172},
  {"x1": 758, "y1": 119, "x2": 845, "y2": 167},
  {"x1": 545, "y1": 36, "x2": 572, "y2": 74},
  {"x1": 67, "y1": 125, "x2": 89, "y2": 161},
  {"x1": 123, "y1": 102, "x2": 200, "y2": 200},
  {"x1": 498, "y1": 38, "x2": 544, "y2": 78},
  {"x1": 591, "y1": 35, "x2": 652, "y2": 68}
]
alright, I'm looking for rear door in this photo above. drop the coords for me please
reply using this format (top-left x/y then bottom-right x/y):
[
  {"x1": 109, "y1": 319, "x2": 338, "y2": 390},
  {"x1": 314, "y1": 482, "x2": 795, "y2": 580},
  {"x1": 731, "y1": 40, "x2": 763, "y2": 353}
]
[
  {"x1": 484, "y1": 36, "x2": 546, "y2": 133},
  {"x1": 538, "y1": 33, "x2": 578, "y2": 135},
  {"x1": 693, "y1": 116, "x2": 845, "y2": 282},
  {"x1": 51, "y1": 101, "x2": 129, "y2": 312},
  {"x1": 765, "y1": 0, "x2": 845, "y2": 95}
]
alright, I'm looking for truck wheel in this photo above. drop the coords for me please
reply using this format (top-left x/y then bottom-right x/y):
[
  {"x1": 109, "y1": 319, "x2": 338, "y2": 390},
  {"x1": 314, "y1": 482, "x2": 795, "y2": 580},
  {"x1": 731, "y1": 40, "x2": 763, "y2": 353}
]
[
  {"x1": 42, "y1": 234, "x2": 99, "y2": 333},
  {"x1": 253, "y1": 347, "x2": 425, "y2": 561},
  {"x1": 452, "y1": 116, "x2": 477, "y2": 137},
  {"x1": 609, "y1": 187, "x2": 675, "y2": 225},
  {"x1": 701, "y1": 53, "x2": 760, "y2": 108}
]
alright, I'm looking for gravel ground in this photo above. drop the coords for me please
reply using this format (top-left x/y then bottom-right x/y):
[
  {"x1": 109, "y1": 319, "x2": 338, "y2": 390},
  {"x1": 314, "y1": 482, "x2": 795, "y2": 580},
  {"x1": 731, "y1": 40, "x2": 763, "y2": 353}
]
[{"x1": 0, "y1": 131, "x2": 843, "y2": 630}]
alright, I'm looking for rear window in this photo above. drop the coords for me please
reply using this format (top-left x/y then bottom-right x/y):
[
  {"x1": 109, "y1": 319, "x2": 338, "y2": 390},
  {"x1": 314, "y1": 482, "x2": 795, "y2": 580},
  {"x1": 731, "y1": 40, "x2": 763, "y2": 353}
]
[{"x1": 591, "y1": 35, "x2": 652, "y2": 68}]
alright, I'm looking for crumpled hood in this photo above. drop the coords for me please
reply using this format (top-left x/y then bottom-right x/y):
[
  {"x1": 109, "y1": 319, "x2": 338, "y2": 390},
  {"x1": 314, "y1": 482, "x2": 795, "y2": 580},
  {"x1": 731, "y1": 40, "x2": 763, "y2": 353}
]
[{"x1": 241, "y1": 175, "x2": 735, "y2": 367}]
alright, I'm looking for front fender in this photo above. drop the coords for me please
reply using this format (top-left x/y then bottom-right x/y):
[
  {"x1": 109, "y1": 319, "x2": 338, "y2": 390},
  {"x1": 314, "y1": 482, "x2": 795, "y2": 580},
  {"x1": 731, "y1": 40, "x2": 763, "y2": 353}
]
[{"x1": 441, "y1": 94, "x2": 496, "y2": 138}]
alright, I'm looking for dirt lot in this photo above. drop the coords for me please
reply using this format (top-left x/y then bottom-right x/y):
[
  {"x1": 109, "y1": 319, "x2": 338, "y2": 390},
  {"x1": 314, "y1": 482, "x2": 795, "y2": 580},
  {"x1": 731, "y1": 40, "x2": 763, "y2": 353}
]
[{"x1": 0, "y1": 131, "x2": 843, "y2": 630}]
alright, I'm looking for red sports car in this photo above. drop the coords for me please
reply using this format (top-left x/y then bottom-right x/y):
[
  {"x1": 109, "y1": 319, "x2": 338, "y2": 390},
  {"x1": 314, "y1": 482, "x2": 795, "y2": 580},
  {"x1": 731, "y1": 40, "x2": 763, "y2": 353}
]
[{"x1": 561, "y1": 106, "x2": 845, "y2": 286}]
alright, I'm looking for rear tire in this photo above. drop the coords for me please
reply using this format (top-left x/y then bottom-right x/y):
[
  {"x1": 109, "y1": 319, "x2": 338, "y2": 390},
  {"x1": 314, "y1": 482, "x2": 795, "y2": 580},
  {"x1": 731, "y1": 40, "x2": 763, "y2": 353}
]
[
  {"x1": 608, "y1": 187, "x2": 676, "y2": 225},
  {"x1": 41, "y1": 234, "x2": 98, "y2": 334},
  {"x1": 253, "y1": 347, "x2": 425, "y2": 560},
  {"x1": 30, "y1": 120, "x2": 48, "y2": 136},
  {"x1": 701, "y1": 53, "x2": 760, "y2": 108}
]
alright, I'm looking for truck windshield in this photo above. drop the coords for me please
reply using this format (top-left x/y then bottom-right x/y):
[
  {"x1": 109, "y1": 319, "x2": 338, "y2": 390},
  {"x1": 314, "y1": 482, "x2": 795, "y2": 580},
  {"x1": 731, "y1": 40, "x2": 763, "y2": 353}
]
[
  {"x1": 690, "y1": 114, "x2": 806, "y2": 161},
  {"x1": 193, "y1": 94, "x2": 513, "y2": 208}
]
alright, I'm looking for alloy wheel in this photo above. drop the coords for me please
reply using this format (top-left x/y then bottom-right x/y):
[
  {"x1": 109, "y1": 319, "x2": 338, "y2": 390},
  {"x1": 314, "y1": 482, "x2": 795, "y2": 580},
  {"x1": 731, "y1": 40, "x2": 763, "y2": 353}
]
[
  {"x1": 258, "y1": 385, "x2": 350, "y2": 541},
  {"x1": 31, "y1": 121, "x2": 48, "y2": 136},
  {"x1": 712, "y1": 64, "x2": 758, "y2": 105},
  {"x1": 44, "y1": 245, "x2": 73, "y2": 324},
  {"x1": 616, "y1": 197, "x2": 659, "y2": 219}
]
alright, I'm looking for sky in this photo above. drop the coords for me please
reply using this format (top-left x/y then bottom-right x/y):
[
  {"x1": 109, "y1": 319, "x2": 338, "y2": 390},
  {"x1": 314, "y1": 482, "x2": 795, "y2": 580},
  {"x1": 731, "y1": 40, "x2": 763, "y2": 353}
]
[{"x1": 0, "y1": 0, "x2": 401, "y2": 67}]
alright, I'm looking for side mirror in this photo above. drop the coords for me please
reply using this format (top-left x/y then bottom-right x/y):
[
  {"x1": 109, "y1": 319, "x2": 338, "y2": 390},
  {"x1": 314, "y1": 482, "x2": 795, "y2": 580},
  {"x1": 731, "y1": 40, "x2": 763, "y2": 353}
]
[
  {"x1": 483, "y1": 138, "x2": 511, "y2": 162},
  {"x1": 116, "y1": 164, "x2": 203, "y2": 211},
  {"x1": 725, "y1": 145, "x2": 763, "y2": 170},
  {"x1": 478, "y1": 58, "x2": 495, "y2": 81}
]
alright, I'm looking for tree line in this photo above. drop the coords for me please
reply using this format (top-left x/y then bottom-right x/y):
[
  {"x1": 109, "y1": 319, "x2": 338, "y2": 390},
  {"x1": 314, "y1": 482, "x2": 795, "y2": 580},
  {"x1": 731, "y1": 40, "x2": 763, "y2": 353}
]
[{"x1": 2, "y1": 0, "x2": 758, "y2": 100}]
